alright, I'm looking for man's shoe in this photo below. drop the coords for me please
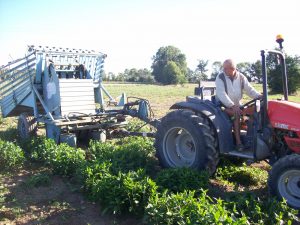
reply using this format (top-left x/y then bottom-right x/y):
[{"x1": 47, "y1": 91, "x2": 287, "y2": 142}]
[{"x1": 236, "y1": 144, "x2": 244, "y2": 152}]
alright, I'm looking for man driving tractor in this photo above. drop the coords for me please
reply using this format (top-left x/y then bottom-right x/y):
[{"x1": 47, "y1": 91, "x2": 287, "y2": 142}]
[{"x1": 215, "y1": 59, "x2": 262, "y2": 151}]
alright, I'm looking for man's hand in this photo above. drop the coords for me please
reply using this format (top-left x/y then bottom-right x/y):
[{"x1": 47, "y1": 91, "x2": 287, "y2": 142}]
[{"x1": 231, "y1": 105, "x2": 242, "y2": 118}]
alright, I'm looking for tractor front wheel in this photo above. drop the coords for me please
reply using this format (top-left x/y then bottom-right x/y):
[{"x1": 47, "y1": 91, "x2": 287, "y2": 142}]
[
  {"x1": 268, "y1": 154, "x2": 300, "y2": 209},
  {"x1": 155, "y1": 109, "x2": 219, "y2": 175}
]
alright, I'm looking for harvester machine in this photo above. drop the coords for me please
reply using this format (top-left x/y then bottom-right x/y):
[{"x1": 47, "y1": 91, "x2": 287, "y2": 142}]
[{"x1": 0, "y1": 46, "x2": 156, "y2": 146}]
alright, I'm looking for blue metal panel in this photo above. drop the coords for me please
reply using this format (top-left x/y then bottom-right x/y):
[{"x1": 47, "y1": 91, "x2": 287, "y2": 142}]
[
  {"x1": 35, "y1": 53, "x2": 45, "y2": 84},
  {"x1": 0, "y1": 52, "x2": 36, "y2": 117},
  {"x1": 59, "y1": 79, "x2": 96, "y2": 116},
  {"x1": 1, "y1": 45, "x2": 109, "y2": 121},
  {"x1": 42, "y1": 63, "x2": 61, "y2": 117},
  {"x1": 19, "y1": 92, "x2": 37, "y2": 114},
  {"x1": 94, "y1": 86, "x2": 104, "y2": 106},
  {"x1": 46, "y1": 124, "x2": 61, "y2": 143},
  {"x1": 27, "y1": 45, "x2": 106, "y2": 80}
]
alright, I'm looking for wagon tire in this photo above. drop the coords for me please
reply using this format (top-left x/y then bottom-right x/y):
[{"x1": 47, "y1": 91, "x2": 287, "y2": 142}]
[
  {"x1": 155, "y1": 109, "x2": 219, "y2": 175},
  {"x1": 17, "y1": 113, "x2": 37, "y2": 140},
  {"x1": 268, "y1": 154, "x2": 300, "y2": 209}
]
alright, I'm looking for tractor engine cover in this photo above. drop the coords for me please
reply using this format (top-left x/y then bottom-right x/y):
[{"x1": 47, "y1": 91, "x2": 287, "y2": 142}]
[{"x1": 268, "y1": 100, "x2": 300, "y2": 152}]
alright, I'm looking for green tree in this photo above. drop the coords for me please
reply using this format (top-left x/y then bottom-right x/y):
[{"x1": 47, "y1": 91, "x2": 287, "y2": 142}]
[
  {"x1": 249, "y1": 60, "x2": 262, "y2": 83},
  {"x1": 162, "y1": 61, "x2": 186, "y2": 84},
  {"x1": 126, "y1": 68, "x2": 155, "y2": 83},
  {"x1": 151, "y1": 46, "x2": 187, "y2": 84},
  {"x1": 237, "y1": 62, "x2": 252, "y2": 81},
  {"x1": 268, "y1": 54, "x2": 300, "y2": 94},
  {"x1": 126, "y1": 68, "x2": 139, "y2": 82},
  {"x1": 137, "y1": 68, "x2": 155, "y2": 83},
  {"x1": 102, "y1": 71, "x2": 107, "y2": 81},
  {"x1": 104, "y1": 72, "x2": 117, "y2": 81},
  {"x1": 211, "y1": 61, "x2": 222, "y2": 80},
  {"x1": 117, "y1": 72, "x2": 126, "y2": 82},
  {"x1": 196, "y1": 59, "x2": 208, "y2": 81},
  {"x1": 186, "y1": 68, "x2": 198, "y2": 83}
]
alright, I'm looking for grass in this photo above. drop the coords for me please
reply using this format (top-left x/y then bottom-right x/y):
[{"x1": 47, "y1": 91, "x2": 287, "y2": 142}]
[
  {"x1": 252, "y1": 83, "x2": 300, "y2": 102},
  {"x1": 103, "y1": 82, "x2": 300, "y2": 118},
  {"x1": 103, "y1": 82, "x2": 199, "y2": 117}
]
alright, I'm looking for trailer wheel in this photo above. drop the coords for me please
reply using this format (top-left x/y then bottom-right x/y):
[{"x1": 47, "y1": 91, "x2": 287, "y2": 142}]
[
  {"x1": 90, "y1": 130, "x2": 106, "y2": 143},
  {"x1": 60, "y1": 133, "x2": 77, "y2": 147},
  {"x1": 268, "y1": 154, "x2": 300, "y2": 209},
  {"x1": 155, "y1": 109, "x2": 219, "y2": 175},
  {"x1": 17, "y1": 113, "x2": 37, "y2": 140}
]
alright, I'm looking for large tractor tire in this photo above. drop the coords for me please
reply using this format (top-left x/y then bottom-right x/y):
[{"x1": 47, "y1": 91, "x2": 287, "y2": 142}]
[
  {"x1": 268, "y1": 154, "x2": 300, "y2": 209},
  {"x1": 17, "y1": 112, "x2": 37, "y2": 140},
  {"x1": 155, "y1": 109, "x2": 219, "y2": 175}
]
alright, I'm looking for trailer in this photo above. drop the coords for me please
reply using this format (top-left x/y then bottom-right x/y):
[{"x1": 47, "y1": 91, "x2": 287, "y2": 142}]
[{"x1": 0, "y1": 46, "x2": 156, "y2": 146}]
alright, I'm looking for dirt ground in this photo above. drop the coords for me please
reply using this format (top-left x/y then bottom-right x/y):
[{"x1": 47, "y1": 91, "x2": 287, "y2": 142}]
[{"x1": 0, "y1": 165, "x2": 143, "y2": 225}]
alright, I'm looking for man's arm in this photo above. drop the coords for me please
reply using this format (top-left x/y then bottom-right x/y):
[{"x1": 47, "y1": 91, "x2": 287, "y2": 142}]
[
  {"x1": 215, "y1": 75, "x2": 235, "y2": 107},
  {"x1": 241, "y1": 75, "x2": 261, "y2": 99}
]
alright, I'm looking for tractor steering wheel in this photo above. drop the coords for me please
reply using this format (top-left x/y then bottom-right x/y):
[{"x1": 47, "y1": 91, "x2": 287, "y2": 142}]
[{"x1": 240, "y1": 97, "x2": 262, "y2": 110}]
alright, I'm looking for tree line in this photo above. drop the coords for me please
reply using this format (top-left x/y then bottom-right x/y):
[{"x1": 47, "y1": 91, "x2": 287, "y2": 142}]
[{"x1": 102, "y1": 45, "x2": 300, "y2": 94}]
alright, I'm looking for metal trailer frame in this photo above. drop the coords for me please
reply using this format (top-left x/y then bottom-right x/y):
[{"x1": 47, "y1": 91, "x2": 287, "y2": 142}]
[{"x1": 0, "y1": 45, "x2": 153, "y2": 146}]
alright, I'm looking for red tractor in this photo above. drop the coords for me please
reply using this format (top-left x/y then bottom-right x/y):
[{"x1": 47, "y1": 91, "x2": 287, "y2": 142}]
[{"x1": 154, "y1": 36, "x2": 300, "y2": 209}]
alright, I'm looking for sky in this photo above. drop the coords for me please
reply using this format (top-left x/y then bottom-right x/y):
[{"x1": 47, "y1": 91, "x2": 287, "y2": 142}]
[{"x1": 0, "y1": 0, "x2": 299, "y2": 74}]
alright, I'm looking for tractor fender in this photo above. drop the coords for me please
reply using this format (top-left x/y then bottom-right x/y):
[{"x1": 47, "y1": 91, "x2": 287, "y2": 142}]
[{"x1": 170, "y1": 100, "x2": 234, "y2": 153}]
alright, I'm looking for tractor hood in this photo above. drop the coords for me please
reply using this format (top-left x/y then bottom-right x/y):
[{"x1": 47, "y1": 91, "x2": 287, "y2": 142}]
[{"x1": 268, "y1": 100, "x2": 300, "y2": 132}]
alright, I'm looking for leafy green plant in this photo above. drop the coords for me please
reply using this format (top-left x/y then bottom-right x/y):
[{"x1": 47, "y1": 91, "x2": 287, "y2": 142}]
[
  {"x1": 88, "y1": 137, "x2": 158, "y2": 175},
  {"x1": 215, "y1": 163, "x2": 268, "y2": 186},
  {"x1": 49, "y1": 143, "x2": 86, "y2": 176},
  {"x1": 86, "y1": 168, "x2": 157, "y2": 216},
  {"x1": 145, "y1": 190, "x2": 248, "y2": 225},
  {"x1": 83, "y1": 161, "x2": 112, "y2": 195},
  {"x1": 0, "y1": 128, "x2": 18, "y2": 142},
  {"x1": 7, "y1": 130, "x2": 296, "y2": 224},
  {"x1": 109, "y1": 140, "x2": 157, "y2": 174},
  {"x1": 227, "y1": 193, "x2": 298, "y2": 224},
  {"x1": 0, "y1": 140, "x2": 25, "y2": 171},
  {"x1": 24, "y1": 172, "x2": 51, "y2": 188},
  {"x1": 87, "y1": 140, "x2": 115, "y2": 162},
  {"x1": 155, "y1": 168, "x2": 209, "y2": 194},
  {"x1": 22, "y1": 137, "x2": 86, "y2": 176},
  {"x1": 21, "y1": 137, "x2": 57, "y2": 163}
]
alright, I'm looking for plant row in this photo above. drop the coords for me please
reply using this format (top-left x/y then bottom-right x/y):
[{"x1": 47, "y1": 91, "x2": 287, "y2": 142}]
[{"x1": 0, "y1": 137, "x2": 298, "y2": 224}]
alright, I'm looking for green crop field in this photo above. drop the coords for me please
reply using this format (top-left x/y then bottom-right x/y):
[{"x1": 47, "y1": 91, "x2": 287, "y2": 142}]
[{"x1": 1, "y1": 82, "x2": 299, "y2": 224}]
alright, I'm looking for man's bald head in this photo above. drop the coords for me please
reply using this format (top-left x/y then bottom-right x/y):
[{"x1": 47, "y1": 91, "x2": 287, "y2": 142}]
[{"x1": 223, "y1": 59, "x2": 236, "y2": 77}]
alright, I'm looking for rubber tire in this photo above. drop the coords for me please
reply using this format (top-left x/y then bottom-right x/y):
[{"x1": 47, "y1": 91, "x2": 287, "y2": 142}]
[
  {"x1": 60, "y1": 133, "x2": 77, "y2": 147},
  {"x1": 90, "y1": 130, "x2": 107, "y2": 143},
  {"x1": 155, "y1": 109, "x2": 219, "y2": 175},
  {"x1": 17, "y1": 112, "x2": 37, "y2": 140},
  {"x1": 268, "y1": 154, "x2": 300, "y2": 209}
]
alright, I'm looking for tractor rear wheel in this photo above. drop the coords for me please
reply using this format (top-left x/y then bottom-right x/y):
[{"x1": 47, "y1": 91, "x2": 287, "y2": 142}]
[
  {"x1": 17, "y1": 113, "x2": 37, "y2": 140},
  {"x1": 155, "y1": 109, "x2": 219, "y2": 175},
  {"x1": 268, "y1": 154, "x2": 300, "y2": 209}
]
